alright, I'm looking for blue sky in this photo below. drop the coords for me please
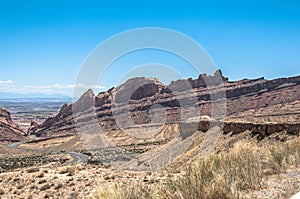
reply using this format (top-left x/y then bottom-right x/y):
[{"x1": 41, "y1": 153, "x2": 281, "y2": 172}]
[{"x1": 0, "y1": 0, "x2": 299, "y2": 96}]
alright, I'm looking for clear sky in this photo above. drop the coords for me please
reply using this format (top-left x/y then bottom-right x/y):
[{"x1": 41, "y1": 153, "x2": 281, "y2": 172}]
[{"x1": 0, "y1": 0, "x2": 299, "y2": 96}]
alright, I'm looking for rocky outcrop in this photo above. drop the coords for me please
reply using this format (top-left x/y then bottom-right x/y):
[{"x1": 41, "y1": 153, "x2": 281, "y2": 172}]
[
  {"x1": 0, "y1": 107, "x2": 24, "y2": 141},
  {"x1": 115, "y1": 77, "x2": 164, "y2": 102},
  {"x1": 180, "y1": 119, "x2": 300, "y2": 141},
  {"x1": 29, "y1": 70, "x2": 300, "y2": 139},
  {"x1": 163, "y1": 69, "x2": 228, "y2": 93},
  {"x1": 27, "y1": 121, "x2": 39, "y2": 136},
  {"x1": 222, "y1": 122, "x2": 300, "y2": 137}
]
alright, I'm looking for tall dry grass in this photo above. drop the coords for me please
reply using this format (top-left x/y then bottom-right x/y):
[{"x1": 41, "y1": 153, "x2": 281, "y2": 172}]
[
  {"x1": 93, "y1": 183, "x2": 151, "y2": 199},
  {"x1": 93, "y1": 137, "x2": 300, "y2": 199}
]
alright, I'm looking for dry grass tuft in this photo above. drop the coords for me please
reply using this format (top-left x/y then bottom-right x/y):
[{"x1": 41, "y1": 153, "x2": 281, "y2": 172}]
[
  {"x1": 94, "y1": 183, "x2": 151, "y2": 199},
  {"x1": 59, "y1": 166, "x2": 76, "y2": 176}
]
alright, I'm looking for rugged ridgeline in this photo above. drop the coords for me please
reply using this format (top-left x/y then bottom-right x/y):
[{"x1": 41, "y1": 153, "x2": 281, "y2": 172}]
[
  {"x1": 0, "y1": 107, "x2": 24, "y2": 141},
  {"x1": 28, "y1": 70, "x2": 300, "y2": 139}
]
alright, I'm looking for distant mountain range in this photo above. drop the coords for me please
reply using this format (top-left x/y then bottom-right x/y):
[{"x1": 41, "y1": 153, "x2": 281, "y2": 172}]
[{"x1": 0, "y1": 92, "x2": 71, "y2": 99}]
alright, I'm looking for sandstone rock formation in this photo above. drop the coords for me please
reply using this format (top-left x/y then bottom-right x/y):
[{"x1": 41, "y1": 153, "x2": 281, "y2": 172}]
[
  {"x1": 0, "y1": 107, "x2": 24, "y2": 141},
  {"x1": 181, "y1": 119, "x2": 300, "y2": 141},
  {"x1": 28, "y1": 70, "x2": 300, "y2": 140}
]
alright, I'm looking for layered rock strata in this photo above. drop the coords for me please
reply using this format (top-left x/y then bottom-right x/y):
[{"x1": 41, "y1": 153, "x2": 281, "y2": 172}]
[
  {"x1": 28, "y1": 70, "x2": 300, "y2": 141},
  {"x1": 0, "y1": 107, "x2": 24, "y2": 141}
]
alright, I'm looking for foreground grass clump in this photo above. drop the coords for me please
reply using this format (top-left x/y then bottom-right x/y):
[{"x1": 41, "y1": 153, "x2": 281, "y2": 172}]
[
  {"x1": 94, "y1": 183, "x2": 151, "y2": 199},
  {"x1": 93, "y1": 137, "x2": 300, "y2": 199},
  {"x1": 159, "y1": 142, "x2": 261, "y2": 199},
  {"x1": 58, "y1": 166, "x2": 76, "y2": 176}
]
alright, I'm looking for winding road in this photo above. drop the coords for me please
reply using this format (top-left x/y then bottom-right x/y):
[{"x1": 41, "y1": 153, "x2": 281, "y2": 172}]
[{"x1": 6, "y1": 141, "x2": 89, "y2": 165}]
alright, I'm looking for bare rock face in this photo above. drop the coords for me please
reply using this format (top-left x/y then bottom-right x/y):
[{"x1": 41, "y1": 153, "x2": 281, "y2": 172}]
[
  {"x1": 0, "y1": 107, "x2": 24, "y2": 141},
  {"x1": 73, "y1": 89, "x2": 95, "y2": 113},
  {"x1": 164, "y1": 69, "x2": 228, "y2": 93},
  {"x1": 222, "y1": 122, "x2": 300, "y2": 137},
  {"x1": 181, "y1": 118, "x2": 300, "y2": 140},
  {"x1": 30, "y1": 70, "x2": 300, "y2": 138},
  {"x1": 114, "y1": 77, "x2": 164, "y2": 102},
  {"x1": 27, "y1": 121, "x2": 39, "y2": 135}
]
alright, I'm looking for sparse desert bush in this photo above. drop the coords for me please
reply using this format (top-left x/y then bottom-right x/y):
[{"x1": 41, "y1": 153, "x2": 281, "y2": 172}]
[
  {"x1": 0, "y1": 188, "x2": 4, "y2": 195},
  {"x1": 54, "y1": 183, "x2": 63, "y2": 190},
  {"x1": 266, "y1": 144, "x2": 287, "y2": 173},
  {"x1": 37, "y1": 171, "x2": 45, "y2": 178},
  {"x1": 67, "y1": 166, "x2": 76, "y2": 176},
  {"x1": 16, "y1": 184, "x2": 24, "y2": 189},
  {"x1": 59, "y1": 167, "x2": 69, "y2": 174},
  {"x1": 59, "y1": 166, "x2": 76, "y2": 176},
  {"x1": 68, "y1": 192, "x2": 79, "y2": 199},
  {"x1": 262, "y1": 137, "x2": 300, "y2": 174},
  {"x1": 13, "y1": 177, "x2": 21, "y2": 182},
  {"x1": 283, "y1": 137, "x2": 300, "y2": 166},
  {"x1": 39, "y1": 183, "x2": 51, "y2": 191},
  {"x1": 68, "y1": 182, "x2": 76, "y2": 186},
  {"x1": 38, "y1": 179, "x2": 47, "y2": 184},
  {"x1": 103, "y1": 175, "x2": 116, "y2": 181},
  {"x1": 26, "y1": 167, "x2": 40, "y2": 173},
  {"x1": 30, "y1": 185, "x2": 38, "y2": 190},
  {"x1": 0, "y1": 154, "x2": 54, "y2": 172},
  {"x1": 94, "y1": 183, "x2": 151, "y2": 199}
]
